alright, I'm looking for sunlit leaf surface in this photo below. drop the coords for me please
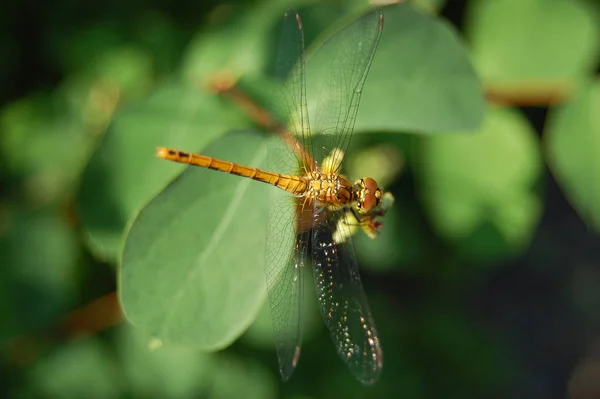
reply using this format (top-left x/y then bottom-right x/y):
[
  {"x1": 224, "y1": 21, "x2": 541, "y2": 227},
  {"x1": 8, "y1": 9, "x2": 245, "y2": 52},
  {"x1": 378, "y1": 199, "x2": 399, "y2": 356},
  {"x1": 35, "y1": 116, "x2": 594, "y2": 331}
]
[
  {"x1": 306, "y1": 2, "x2": 484, "y2": 133},
  {"x1": 120, "y1": 131, "x2": 275, "y2": 348}
]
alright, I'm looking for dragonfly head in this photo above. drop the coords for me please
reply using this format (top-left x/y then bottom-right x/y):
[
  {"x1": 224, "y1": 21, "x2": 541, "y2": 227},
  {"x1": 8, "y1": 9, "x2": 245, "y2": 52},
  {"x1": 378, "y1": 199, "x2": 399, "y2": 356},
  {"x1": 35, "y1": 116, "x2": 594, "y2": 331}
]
[{"x1": 355, "y1": 177, "x2": 383, "y2": 214}]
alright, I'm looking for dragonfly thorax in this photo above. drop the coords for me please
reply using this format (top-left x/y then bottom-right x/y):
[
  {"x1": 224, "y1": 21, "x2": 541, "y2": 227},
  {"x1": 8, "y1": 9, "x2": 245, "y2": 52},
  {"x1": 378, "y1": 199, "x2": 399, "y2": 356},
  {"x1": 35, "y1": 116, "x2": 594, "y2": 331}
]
[
  {"x1": 306, "y1": 170, "x2": 354, "y2": 207},
  {"x1": 305, "y1": 172, "x2": 382, "y2": 213}
]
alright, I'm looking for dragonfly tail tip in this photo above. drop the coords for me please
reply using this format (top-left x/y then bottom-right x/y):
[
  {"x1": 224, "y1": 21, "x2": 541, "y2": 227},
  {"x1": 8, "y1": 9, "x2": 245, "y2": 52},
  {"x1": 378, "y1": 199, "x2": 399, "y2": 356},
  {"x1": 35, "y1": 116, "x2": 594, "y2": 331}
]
[{"x1": 156, "y1": 146, "x2": 169, "y2": 159}]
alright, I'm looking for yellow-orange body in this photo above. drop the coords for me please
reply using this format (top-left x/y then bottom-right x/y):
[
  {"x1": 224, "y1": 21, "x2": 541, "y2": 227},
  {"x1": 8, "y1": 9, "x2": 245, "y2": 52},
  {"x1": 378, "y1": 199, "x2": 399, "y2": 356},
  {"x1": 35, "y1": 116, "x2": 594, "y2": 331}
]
[{"x1": 156, "y1": 147, "x2": 367, "y2": 209}]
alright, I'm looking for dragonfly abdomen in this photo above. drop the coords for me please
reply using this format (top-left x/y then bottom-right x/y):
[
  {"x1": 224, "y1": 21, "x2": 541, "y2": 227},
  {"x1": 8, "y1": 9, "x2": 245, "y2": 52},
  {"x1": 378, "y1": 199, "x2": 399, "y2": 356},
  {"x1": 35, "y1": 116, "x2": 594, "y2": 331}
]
[{"x1": 156, "y1": 147, "x2": 307, "y2": 195}]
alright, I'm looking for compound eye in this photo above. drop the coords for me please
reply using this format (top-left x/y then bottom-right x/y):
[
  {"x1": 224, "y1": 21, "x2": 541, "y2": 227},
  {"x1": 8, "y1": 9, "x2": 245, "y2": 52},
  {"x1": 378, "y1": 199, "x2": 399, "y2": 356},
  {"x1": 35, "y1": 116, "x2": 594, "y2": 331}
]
[
  {"x1": 361, "y1": 193, "x2": 377, "y2": 213},
  {"x1": 363, "y1": 178, "x2": 378, "y2": 194}
]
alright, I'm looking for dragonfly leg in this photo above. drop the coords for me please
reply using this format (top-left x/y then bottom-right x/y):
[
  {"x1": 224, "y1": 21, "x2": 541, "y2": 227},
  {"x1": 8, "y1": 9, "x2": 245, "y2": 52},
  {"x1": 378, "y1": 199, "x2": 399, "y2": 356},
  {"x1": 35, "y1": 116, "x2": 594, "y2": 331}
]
[{"x1": 338, "y1": 207, "x2": 386, "y2": 239}]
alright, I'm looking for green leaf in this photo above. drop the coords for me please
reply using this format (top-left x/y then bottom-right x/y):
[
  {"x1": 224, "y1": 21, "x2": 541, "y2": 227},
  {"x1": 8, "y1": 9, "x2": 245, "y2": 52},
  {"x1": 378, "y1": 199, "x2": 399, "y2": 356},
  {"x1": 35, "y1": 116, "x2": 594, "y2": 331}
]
[
  {"x1": 242, "y1": 267, "x2": 322, "y2": 349},
  {"x1": 120, "y1": 131, "x2": 273, "y2": 348},
  {"x1": 90, "y1": 46, "x2": 154, "y2": 100},
  {"x1": 410, "y1": 0, "x2": 447, "y2": 13},
  {"x1": 467, "y1": 0, "x2": 600, "y2": 87},
  {"x1": 25, "y1": 338, "x2": 122, "y2": 398},
  {"x1": 181, "y1": 2, "x2": 297, "y2": 85},
  {"x1": 415, "y1": 107, "x2": 543, "y2": 260},
  {"x1": 118, "y1": 326, "x2": 213, "y2": 397},
  {"x1": 545, "y1": 80, "x2": 600, "y2": 232},
  {"x1": 306, "y1": 2, "x2": 484, "y2": 134},
  {"x1": 118, "y1": 325, "x2": 277, "y2": 398},
  {"x1": 77, "y1": 83, "x2": 249, "y2": 261},
  {"x1": 0, "y1": 94, "x2": 95, "y2": 204},
  {"x1": 207, "y1": 355, "x2": 278, "y2": 399}
]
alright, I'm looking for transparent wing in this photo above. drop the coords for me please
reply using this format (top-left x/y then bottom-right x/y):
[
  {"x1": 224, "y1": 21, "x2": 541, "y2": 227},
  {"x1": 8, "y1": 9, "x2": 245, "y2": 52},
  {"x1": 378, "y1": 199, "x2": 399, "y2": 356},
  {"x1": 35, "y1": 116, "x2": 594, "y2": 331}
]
[
  {"x1": 306, "y1": 8, "x2": 384, "y2": 170},
  {"x1": 311, "y1": 206, "x2": 383, "y2": 385},
  {"x1": 264, "y1": 9, "x2": 309, "y2": 381},
  {"x1": 264, "y1": 7, "x2": 384, "y2": 382},
  {"x1": 264, "y1": 190, "x2": 308, "y2": 380},
  {"x1": 269, "y1": 9, "x2": 314, "y2": 174}
]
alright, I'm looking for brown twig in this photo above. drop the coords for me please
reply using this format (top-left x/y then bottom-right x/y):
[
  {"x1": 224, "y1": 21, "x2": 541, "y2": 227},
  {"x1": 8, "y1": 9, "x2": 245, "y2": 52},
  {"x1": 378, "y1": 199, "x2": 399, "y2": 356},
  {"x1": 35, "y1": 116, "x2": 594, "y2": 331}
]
[{"x1": 485, "y1": 82, "x2": 573, "y2": 106}]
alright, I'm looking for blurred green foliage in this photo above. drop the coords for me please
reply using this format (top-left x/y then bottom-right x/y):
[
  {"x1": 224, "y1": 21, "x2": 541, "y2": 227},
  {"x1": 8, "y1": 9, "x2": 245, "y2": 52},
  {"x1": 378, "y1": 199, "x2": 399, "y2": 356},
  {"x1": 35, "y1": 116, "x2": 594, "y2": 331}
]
[{"x1": 2, "y1": 0, "x2": 600, "y2": 398}]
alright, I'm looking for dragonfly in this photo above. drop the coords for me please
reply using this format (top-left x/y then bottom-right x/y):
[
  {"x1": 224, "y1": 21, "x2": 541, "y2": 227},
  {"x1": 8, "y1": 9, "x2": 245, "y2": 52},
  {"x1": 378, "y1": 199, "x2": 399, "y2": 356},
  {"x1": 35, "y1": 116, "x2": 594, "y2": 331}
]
[{"x1": 156, "y1": 7, "x2": 390, "y2": 385}]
